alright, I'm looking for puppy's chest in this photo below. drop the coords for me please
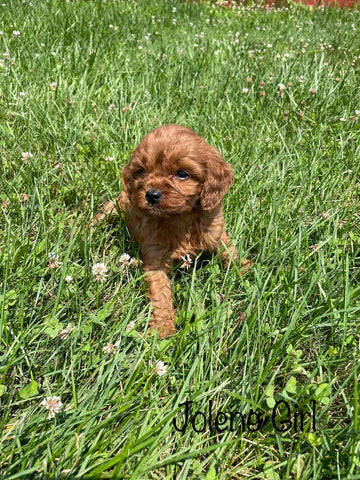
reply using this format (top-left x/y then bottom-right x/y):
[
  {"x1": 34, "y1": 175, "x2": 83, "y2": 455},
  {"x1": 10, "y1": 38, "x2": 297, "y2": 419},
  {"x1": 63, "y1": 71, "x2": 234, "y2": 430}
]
[{"x1": 157, "y1": 218, "x2": 222, "y2": 259}]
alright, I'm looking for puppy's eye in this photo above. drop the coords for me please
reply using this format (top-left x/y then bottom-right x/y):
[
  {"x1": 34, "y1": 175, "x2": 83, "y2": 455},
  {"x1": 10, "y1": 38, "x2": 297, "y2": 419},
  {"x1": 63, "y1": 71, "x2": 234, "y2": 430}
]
[
  {"x1": 134, "y1": 168, "x2": 147, "y2": 179},
  {"x1": 174, "y1": 170, "x2": 189, "y2": 180}
]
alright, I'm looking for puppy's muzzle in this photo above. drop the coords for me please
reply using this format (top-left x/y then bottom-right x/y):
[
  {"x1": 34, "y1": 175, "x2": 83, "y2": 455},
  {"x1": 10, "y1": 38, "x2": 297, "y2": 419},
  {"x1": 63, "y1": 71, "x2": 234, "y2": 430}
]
[{"x1": 145, "y1": 189, "x2": 162, "y2": 205}]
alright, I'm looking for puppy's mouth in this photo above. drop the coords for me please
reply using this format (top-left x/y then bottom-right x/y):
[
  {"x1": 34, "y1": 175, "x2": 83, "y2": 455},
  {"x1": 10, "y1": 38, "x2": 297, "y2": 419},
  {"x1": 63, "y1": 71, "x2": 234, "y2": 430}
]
[
  {"x1": 144, "y1": 201, "x2": 173, "y2": 217},
  {"x1": 147, "y1": 206, "x2": 167, "y2": 217},
  {"x1": 137, "y1": 188, "x2": 199, "y2": 216},
  {"x1": 145, "y1": 202, "x2": 198, "y2": 217}
]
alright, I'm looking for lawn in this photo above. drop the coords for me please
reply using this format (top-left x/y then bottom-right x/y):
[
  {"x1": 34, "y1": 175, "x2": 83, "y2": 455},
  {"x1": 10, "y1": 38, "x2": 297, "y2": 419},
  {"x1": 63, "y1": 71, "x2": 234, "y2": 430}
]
[{"x1": 1, "y1": 0, "x2": 360, "y2": 478}]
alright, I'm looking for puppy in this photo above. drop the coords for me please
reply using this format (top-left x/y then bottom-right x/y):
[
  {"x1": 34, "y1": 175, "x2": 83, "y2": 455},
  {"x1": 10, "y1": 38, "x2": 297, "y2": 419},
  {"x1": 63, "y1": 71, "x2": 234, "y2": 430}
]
[{"x1": 92, "y1": 125, "x2": 240, "y2": 337}]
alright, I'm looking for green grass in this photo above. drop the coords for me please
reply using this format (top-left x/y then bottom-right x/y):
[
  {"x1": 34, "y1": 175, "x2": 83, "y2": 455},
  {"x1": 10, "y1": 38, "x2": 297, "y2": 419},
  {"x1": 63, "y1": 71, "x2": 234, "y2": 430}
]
[{"x1": 1, "y1": 0, "x2": 360, "y2": 478}]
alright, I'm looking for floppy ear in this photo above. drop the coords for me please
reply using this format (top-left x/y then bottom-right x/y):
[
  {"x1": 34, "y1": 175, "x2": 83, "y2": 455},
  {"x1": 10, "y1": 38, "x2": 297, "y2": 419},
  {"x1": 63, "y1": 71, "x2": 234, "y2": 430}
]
[
  {"x1": 121, "y1": 162, "x2": 132, "y2": 195},
  {"x1": 200, "y1": 154, "x2": 234, "y2": 211}
]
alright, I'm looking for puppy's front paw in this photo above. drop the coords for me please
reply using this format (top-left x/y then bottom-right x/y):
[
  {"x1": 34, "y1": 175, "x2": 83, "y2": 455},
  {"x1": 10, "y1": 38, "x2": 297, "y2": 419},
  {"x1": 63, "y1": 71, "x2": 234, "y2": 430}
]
[
  {"x1": 220, "y1": 247, "x2": 253, "y2": 275},
  {"x1": 89, "y1": 211, "x2": 106, "y2": 231},
  {"x1": 239, "y1": 258, "x2": 253, "y2": 275},
  {"x1": 89, "y1": 197, "x2": 122, "y2": 231},
  {"x1": 220, "y1": 245, "x2": 238, "y2": 266},
  {"x1": 149, "y1": 312, "x2": 176, "y2": 338}
]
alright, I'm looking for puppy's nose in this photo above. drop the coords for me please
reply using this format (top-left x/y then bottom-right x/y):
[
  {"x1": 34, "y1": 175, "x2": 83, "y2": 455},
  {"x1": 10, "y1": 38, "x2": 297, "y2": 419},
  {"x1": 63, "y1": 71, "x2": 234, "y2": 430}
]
[{"x1": 145, "y1": 189, "x2": 162, "y2": 205}]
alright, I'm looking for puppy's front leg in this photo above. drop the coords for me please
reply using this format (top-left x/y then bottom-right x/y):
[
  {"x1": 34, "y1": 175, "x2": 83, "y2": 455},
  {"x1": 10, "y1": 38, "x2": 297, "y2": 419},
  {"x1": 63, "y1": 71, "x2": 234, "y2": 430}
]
[
  {"x1": 141, "y1": 246, "x2": 176, "y2": 338},
  {"x1": 219, "y1": 231, "x2": 238, "y2": 265},
  {"x1": 91, "y1": 195, "x2": 122, "y2": 229},
  {"x1": 219, "y1": 232, "x2": 254, "y2": 274}
]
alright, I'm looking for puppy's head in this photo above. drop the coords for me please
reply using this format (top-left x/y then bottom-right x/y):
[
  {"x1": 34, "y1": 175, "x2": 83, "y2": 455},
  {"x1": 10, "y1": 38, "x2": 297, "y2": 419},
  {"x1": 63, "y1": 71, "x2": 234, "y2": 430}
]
[{"x1": 122, "y1": 125, "x2": 233, "y2": 216}]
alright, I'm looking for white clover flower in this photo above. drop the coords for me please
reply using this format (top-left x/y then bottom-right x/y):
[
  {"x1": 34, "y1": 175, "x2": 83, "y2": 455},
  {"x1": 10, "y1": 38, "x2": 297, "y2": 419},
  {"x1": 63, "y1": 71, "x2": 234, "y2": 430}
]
[
  {"x1": 105, "y1": 156, "x2": 114, "y2": 163},
  {"x1": 102, "y1": 342, "x2": 117, "y2": 354},
  {"x1": 126, "y1": 320, "x2": 136, "y2": 332},
  {"x1": 48, "y1": 252, "x2": 62, "y2": 269},
  {"x1": 92, "y1": 262, "x2": 108, "y2": 281},
  {"x1": 13, "y1": 30, "x2": 20, "y2": 36},
  {"x1": 278, "y1": 83, "x2": 286, "y2": 91},
  {"x1": 242, "y1": 87, "x2": 249, "y2": 94},
  {"x1": 41, "y1": 396, "x2": 63, "y2": 418},
  {"x1": 65, "y1": 275, "x2": 72, "y2": 283},
  {"x1": 129, "y1": 257, "x2": 139, "y2": 268},
  {"x1": 19, "y1": 91, "x2": 26, "y2": 97},
  {"x1": 180, "y1": 254, "x2": 192, "y2": 270},
  {"x1": 154, "y1": 360, "x2": 167, "y2": 376},
  {"x1": 108, "y1": 103, "x2": 117, "y2": 111},
  {"x1": 21, "y1": 152, "x2": 33, "y2": 162},
  {"x1": 119, "y1": 253, "x2": 131, "y2": 265},
  {"x1": 58, "y1": 324, "x2": 74, "y2": 340}
]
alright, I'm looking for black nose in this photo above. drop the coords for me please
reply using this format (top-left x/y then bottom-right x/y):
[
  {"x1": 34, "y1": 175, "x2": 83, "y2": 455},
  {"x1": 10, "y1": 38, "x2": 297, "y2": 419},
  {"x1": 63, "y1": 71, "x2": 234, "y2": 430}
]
[{"x1": 145, "y1": 189, "x2": 162, "y2": 205}]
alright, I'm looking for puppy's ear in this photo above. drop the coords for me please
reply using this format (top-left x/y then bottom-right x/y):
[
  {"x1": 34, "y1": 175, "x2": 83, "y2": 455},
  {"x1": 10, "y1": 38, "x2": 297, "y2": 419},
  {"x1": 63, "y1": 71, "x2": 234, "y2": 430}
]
[
  {"x1": 122, "y1": 162, "x2": 132, "y2": 194},
  {"x1": 200, "y1": 153, "x2": 234, "y2": 211}
]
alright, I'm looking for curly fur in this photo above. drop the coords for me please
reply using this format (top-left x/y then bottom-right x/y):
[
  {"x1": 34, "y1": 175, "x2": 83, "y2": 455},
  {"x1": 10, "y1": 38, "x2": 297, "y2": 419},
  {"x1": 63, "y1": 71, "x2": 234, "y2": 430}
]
[{"x1": 92, "y1": 125, "x2": 239, "y2": 337}]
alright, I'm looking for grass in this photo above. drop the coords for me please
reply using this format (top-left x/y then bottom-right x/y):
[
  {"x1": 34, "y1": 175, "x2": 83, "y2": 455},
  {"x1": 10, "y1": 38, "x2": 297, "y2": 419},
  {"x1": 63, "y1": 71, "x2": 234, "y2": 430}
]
[{"x1": 1, "y1": 0, "x2": 360, "y2": 478}]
